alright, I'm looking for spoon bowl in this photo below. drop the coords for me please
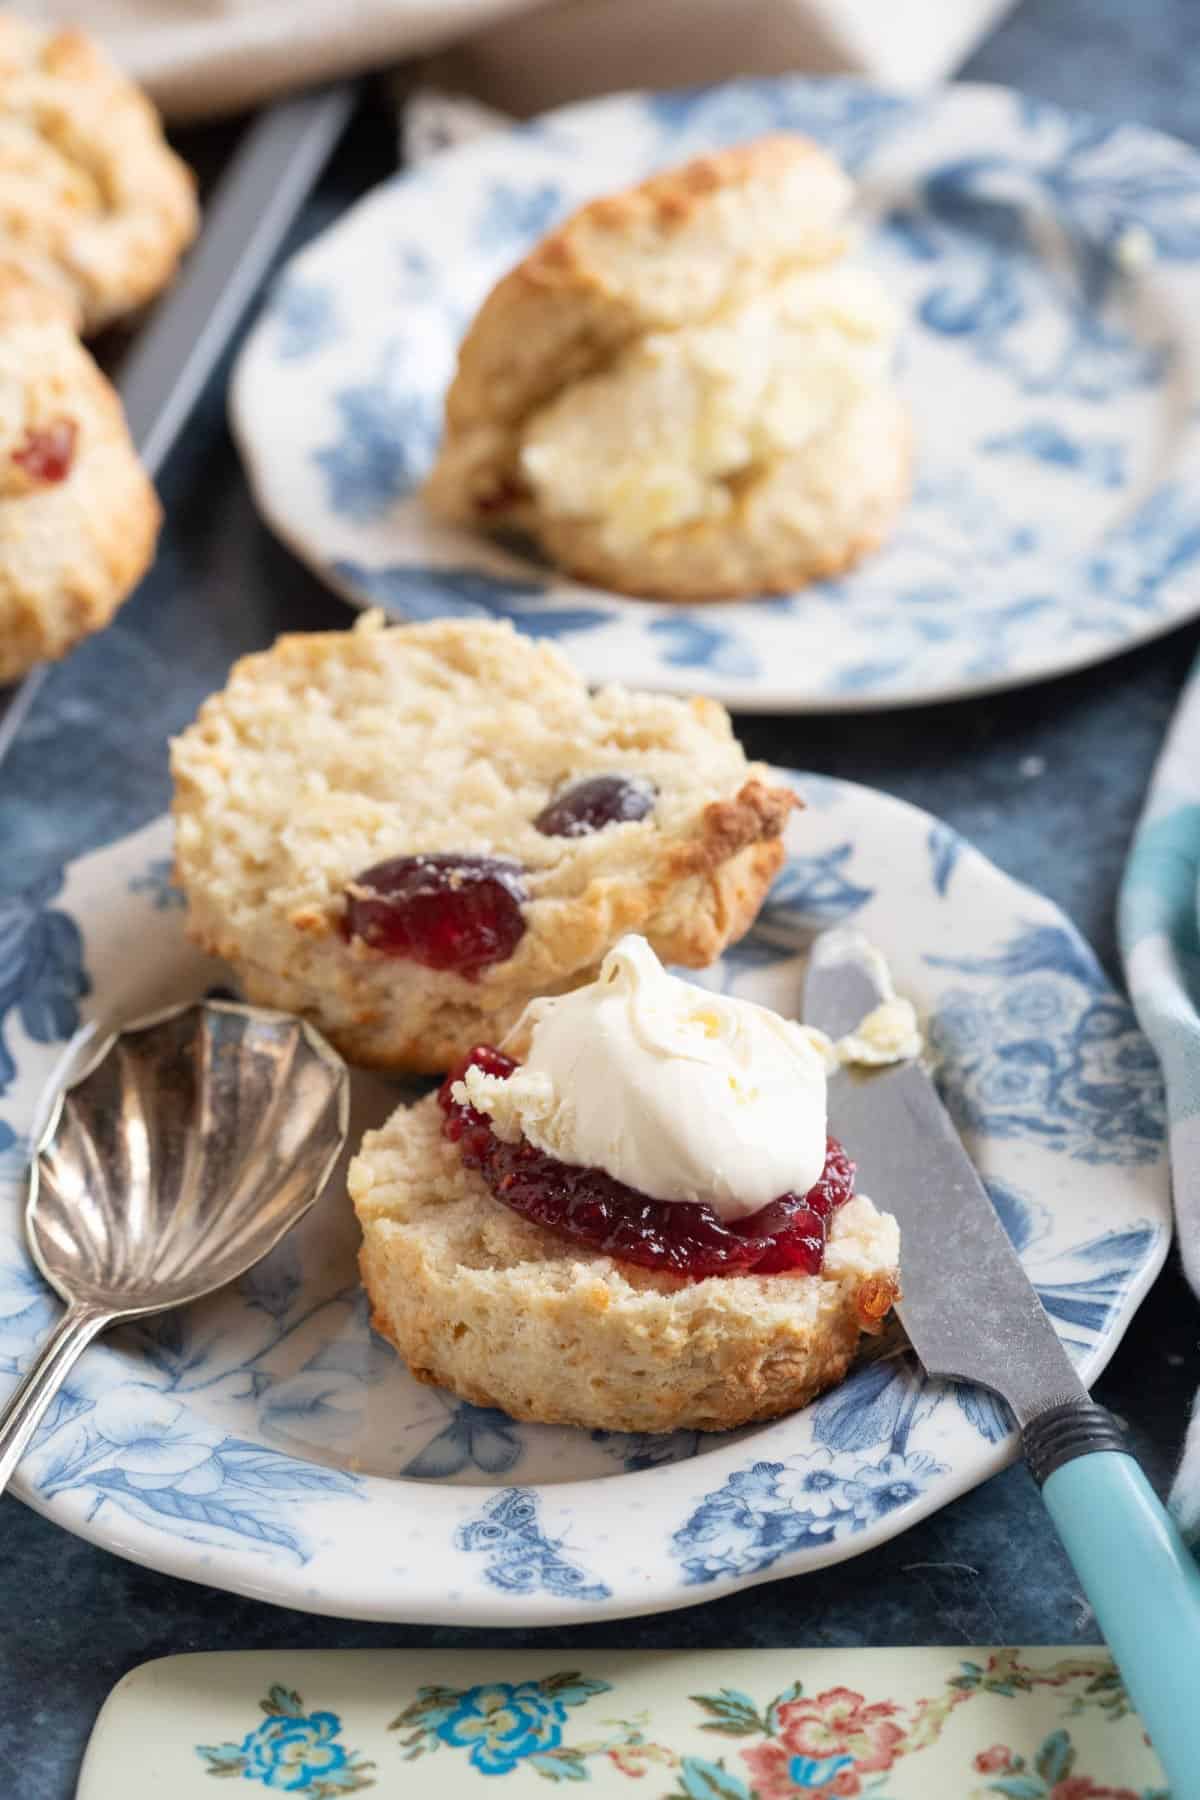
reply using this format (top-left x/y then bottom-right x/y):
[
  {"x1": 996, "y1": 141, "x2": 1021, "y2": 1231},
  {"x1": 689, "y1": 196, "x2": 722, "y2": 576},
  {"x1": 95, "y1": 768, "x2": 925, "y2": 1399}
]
[{"x1": 0, "y1": 1000, "x2": 349, "y2": 1494}]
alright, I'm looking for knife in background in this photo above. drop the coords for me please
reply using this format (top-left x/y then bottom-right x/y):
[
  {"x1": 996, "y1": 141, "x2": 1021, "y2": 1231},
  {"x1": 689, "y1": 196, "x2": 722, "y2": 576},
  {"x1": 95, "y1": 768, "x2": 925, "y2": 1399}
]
[
  {"x1": 0, "y1": 81, "x2": 357, "y2": 768},
  {"x1": 805, "y1": 928, "x2": 1200, "y2": 1795}
]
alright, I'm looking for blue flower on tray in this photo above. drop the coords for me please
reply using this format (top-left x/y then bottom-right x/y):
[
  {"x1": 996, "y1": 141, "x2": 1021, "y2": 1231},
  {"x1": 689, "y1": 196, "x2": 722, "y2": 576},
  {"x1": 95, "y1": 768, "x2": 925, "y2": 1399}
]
[
  {"x1": 333, "y1": 558, "x2": 611, "y2": 639},
  {"x1": 198, "y1": 1684, "x2": 375, "y2": 1792},
  {"x1": 391, "y1": 1670, "x2": 612, "y2": 1779},
  {"x1": 926, "y1": 924, "x2": 1166, "y2": 1163},
  {"x1": 436, "y1": 1682, "x2": 572, "y2": 1773},
  {"x1": 456, "y1": 1488, "x2": 611, "y2": 1601},
  {"x1": 0, "y1": 866, "x2": 89, "y2": 1095}
]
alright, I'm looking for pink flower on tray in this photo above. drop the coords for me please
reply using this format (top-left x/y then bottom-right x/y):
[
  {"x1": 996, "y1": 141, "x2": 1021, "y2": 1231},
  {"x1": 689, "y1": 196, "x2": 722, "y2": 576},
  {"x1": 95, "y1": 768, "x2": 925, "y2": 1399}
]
[
  {"x1": 775, "y1": 1685, "x2": 905, "y2": 1770},
  {"x1": 741, "y1": 1741, "x2": 862, "y2": 1800},
  {"x1": 975, "y1": 1744, "x2": 1016, "y2": 1773}
]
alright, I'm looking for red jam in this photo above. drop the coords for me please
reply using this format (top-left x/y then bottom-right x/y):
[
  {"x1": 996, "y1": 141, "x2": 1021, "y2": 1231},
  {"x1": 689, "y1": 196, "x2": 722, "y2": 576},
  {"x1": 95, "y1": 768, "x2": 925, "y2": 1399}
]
[
  {"x1": 438, "y1": 1046, "x2": 856, "y2": 1280},
  {"x1": 534, "y1": 774, "x2": 656, "y2": 838},
  {"x1": 13, "y1": 418, "x2": 77, "y2": 485},
  {"x1": 343, "y1": 854, "x2": 526, "y2": 977}
]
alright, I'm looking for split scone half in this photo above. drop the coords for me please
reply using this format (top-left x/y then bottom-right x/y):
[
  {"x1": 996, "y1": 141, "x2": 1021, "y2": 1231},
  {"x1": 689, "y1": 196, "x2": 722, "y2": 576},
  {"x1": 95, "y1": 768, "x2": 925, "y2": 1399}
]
[
  {"x1": 170, "y1": 615, "x2": 796, "y2": 1074},
  {"x1": 0, "y1": 269, "x2": 161, "y2": 683},
  {"x1": 350, "y1": 937, "x2": 900, "y2": 1434},
  {"x1": 353, "y1": 1095, "x2": 898, "y2": 1432},
  {"x1": 424, "y1": 133, "x2": 910, "y2": 601}
]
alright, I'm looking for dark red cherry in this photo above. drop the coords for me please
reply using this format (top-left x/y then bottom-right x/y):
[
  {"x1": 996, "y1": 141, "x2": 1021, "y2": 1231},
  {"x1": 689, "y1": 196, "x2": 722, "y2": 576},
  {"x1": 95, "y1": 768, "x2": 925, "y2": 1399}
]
[
  {"x1": 343, "y1": 854, "x2": 526, "y2": 976},
  {"x1": 13, "y1": 418, "x2": 77, "y2": 485},
  {"x1": 534, "y1": 774, "x2": 656, "y2": 839}
]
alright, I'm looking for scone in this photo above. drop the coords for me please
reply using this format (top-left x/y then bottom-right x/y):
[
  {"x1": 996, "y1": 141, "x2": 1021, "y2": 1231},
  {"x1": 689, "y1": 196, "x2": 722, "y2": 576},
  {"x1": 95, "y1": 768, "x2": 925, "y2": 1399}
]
[
  {"x1": 0, "y1": 17, "x2": 197, "y2": 333},
  {"x1": 424, "y1": 133, "x2": 909, "y2": 601},
  {"x1": 351, "y1": 937, "x2": 900, "y2": 1432},
  {"x1": 0, "y1": 270, "x2": 160, "y2": 683},
  {"x1": 170, "y1": 616, "x2": 796, "y2": 1074}
]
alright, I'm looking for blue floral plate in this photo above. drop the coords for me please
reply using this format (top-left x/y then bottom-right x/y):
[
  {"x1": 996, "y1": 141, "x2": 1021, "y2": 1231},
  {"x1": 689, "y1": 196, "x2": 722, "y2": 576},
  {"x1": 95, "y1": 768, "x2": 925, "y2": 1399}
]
[
  {"x1": 0, "y1": 775, "x2": 1170, "y2": 1622},
  {"x1": 231, "y1": 77, "x2": 1200, "y2": 713}
]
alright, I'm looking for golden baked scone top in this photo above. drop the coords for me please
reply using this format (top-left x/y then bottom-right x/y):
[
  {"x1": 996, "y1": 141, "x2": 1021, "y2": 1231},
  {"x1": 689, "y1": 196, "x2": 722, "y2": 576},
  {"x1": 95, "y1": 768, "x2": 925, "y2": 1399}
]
[{"x1": 0, "y1": 16, "x2": 197, "y2": 332}]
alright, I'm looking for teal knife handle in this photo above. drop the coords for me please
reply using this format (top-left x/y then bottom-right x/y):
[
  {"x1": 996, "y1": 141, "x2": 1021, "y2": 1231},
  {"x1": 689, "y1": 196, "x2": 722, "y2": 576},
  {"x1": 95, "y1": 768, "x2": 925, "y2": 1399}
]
[{"x1": 1025, "y1": 1402, "x2": 1200, "y2": 1795}]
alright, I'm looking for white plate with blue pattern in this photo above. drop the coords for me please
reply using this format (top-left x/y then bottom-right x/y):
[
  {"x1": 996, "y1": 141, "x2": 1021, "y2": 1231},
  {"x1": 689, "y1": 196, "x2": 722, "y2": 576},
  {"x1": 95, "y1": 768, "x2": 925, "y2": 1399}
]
[
  {"x1": 0, "y1": 776, "x2": 1170, "y2": 1622},
  {"x1": 231, "y1": 77, "x2": 1200, "y2": 713}
]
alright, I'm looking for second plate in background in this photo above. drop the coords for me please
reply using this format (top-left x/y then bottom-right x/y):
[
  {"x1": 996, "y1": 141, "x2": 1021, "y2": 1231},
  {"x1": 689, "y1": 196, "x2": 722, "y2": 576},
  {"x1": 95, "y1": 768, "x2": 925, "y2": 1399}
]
[{"x1": 232, "y1": 76, "x2": 1200, "y2": 712}]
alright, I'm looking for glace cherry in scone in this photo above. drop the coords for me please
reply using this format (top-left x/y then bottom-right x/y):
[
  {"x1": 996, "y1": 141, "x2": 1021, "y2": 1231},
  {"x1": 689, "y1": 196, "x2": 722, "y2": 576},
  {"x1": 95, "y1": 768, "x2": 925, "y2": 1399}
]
[
  {"x1": 535, "y1": 774, "x2": 656, "y2": 838},
  {"x1": 344, "y1": 854, "x2": 527, "y2": 976}
]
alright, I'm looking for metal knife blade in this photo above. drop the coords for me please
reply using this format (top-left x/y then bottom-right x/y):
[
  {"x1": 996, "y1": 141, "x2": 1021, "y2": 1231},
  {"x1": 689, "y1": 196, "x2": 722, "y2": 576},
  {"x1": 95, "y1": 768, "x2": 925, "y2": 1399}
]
[{"x1": 804, "y1": 929, "x2": 1086, "y2": 1427}]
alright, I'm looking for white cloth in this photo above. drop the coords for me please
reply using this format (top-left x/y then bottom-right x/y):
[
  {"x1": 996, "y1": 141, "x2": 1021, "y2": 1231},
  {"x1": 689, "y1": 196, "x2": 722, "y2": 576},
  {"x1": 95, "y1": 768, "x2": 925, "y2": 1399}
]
[{"x1": 20, "y1": 0, "x2": 1016, "y2": 121}]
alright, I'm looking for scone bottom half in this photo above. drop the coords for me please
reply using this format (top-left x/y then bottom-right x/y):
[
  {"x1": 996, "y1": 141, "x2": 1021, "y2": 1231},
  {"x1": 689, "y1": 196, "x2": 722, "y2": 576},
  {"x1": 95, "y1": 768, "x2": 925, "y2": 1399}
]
[
  {"x1": 351, "y1": 1045, "x2": 899, "y2": 1436},
  {"x1": 169, "y1": 617, "x2": 798, "y2": 1076}
]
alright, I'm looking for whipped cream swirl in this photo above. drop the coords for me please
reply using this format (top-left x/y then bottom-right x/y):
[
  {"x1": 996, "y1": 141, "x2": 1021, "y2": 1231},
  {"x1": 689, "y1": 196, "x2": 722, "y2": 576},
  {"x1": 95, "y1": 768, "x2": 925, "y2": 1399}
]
[{"x1": 455, "y1": 934, "x2": 834, "y2": 1221}]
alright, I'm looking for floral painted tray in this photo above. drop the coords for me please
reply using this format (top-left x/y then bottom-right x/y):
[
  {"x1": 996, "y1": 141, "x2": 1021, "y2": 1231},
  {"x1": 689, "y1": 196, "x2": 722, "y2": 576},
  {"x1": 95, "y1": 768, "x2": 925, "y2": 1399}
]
[
  {"x1": 231, "y1": 77, "x2": 1200, "y2": 712},
  {"x1": 77, "y1": 1648, "x2": 1168, "y2": 1796},
  {"x1": 0, "y1": 773, "x2": 1170, "y2": 1623}
]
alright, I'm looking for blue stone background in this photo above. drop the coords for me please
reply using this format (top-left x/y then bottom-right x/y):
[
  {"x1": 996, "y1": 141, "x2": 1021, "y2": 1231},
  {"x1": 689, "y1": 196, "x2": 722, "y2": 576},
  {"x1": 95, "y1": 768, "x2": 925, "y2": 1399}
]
[{"x1": 3, "y1": 4, "x2": 1200, "y2": 1792}]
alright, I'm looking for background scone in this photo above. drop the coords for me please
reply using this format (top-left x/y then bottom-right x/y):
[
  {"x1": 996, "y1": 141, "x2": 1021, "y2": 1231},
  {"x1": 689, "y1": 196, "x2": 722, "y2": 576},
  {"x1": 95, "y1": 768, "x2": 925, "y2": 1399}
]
[
  {"x1": 0, "y1": 270, "x2": 160, "y2": 683},
  {"x1": 0, "y1": 17, "x2": 197, "y2": 333},
  {"x1": 170, "y1": 616, "x2": 796, "y2": 1074},
  {"x1": 425, "y1": 133, "x2": 909, "y2": 602},
  {"x1": 351, "y1": 1088, "x2": 899, "y2": 1433}
]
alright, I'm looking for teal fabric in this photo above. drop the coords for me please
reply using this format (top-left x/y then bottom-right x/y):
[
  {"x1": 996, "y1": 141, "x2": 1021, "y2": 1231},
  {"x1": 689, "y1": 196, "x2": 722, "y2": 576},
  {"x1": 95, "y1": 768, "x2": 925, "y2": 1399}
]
[{"x1": 1119, "y1": 653, "x2": 1200, "y2": 1537}]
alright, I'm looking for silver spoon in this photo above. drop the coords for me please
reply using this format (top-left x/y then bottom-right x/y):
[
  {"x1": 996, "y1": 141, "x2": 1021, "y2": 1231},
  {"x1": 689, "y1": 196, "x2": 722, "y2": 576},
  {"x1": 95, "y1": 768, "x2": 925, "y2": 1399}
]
[{"x1": 0, "y1": 1000, "x2": 349, "y2": 1496}]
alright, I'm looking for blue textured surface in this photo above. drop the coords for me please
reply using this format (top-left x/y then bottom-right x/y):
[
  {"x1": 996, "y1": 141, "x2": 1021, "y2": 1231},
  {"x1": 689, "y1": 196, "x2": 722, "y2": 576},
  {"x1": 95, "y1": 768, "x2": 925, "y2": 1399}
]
[{"x1": 2, "y1": 7, "x2": 1200, "y2": 1795}]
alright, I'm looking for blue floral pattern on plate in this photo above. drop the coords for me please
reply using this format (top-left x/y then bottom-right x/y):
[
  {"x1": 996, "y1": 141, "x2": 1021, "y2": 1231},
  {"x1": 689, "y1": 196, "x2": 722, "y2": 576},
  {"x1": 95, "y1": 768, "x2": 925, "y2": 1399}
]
[
  {"x1": 231, "y1": 76, "x2": 1200, "y2": 712},
  {"x1": 0, "y1": 782, "x2": 1170, "y2": 1624}
]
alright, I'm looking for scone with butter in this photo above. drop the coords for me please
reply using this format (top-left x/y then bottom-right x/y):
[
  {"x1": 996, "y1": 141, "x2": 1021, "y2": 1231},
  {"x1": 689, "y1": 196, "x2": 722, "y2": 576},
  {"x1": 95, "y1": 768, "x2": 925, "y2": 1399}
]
[
  {"x1": 170, "y1": 616, "x2": 796, "y2": 1075},
  {"x1": 425, "y1": 134, "x2": 909, "y2": 601},
  {"x1": 351, "y1": 936, "x2": 900, "y2": 1433}
]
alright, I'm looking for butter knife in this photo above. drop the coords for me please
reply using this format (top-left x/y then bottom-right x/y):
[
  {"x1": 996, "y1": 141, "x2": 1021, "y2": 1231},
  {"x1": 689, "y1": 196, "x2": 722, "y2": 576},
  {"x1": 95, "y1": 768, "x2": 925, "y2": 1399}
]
[{"x1": 805, "y1": 928, "x2": 1200, "y2": 1793}]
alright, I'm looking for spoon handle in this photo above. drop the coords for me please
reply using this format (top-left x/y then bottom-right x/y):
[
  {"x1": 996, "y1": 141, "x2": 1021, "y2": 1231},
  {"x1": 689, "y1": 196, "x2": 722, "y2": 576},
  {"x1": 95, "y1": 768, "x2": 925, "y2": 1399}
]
[{"x1": 0, "y1": 1302, "x2": 111, "y2": 1496}]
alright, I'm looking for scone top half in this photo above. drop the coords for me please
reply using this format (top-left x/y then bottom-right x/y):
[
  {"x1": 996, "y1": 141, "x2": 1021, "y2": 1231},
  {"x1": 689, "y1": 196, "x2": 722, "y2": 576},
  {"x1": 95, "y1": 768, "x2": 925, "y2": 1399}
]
[
  {"x1": 424, "y1": 133, "x2": 854, "y2": 528},
  {"x1": 170, "y1": 615, "x2": 796, "y2": 1073}
]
